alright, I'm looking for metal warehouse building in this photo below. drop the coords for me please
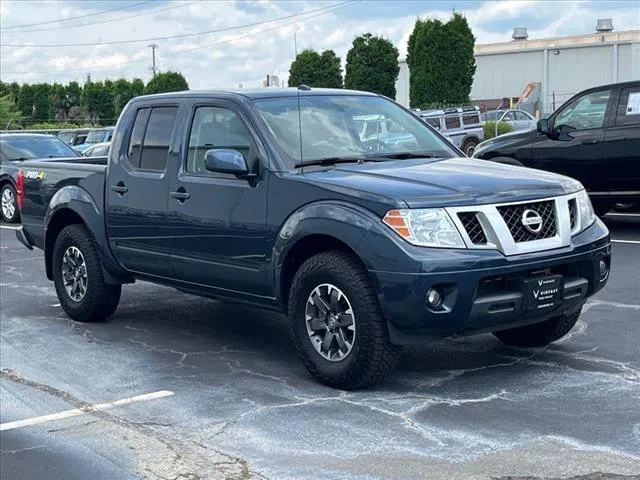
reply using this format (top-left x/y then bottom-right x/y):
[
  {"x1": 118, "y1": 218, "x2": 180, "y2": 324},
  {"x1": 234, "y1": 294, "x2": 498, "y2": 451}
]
[{"x1": 395, "y1": 20, "x2": 640, "y2": 115}]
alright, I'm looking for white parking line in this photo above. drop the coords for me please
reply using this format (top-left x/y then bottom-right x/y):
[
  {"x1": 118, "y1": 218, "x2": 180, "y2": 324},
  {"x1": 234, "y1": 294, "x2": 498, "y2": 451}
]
[
  {"x1": 0, "y1": 390, "x2": 174, "y2": 431},
  {"x1": 607, "y1": 213, "x2": 640, "y2": 218},
  {"x1": 611, "y1": 239, "x2": 640, "y2": 244},
  {"x1": 0, "y1": 225, "x2": 21, "y2": 230}
]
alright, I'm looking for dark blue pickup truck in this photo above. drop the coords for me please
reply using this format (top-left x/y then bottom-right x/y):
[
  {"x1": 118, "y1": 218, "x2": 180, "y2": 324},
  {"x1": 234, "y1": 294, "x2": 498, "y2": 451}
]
[{"x1": 15, "y1": 88, "x2": 611, "y2": 389}]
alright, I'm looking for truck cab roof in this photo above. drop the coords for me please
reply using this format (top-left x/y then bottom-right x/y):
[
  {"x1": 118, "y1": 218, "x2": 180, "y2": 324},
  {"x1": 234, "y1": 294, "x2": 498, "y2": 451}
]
[{"x1": 135, "y1": 87, "x2": 379, "y2": 103}]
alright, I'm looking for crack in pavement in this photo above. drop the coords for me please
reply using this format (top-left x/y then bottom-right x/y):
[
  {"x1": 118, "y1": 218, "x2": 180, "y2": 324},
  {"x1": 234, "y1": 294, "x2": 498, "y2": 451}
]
[{"x1": 0, "y1": 368, "x2": 267, "y2": 479}]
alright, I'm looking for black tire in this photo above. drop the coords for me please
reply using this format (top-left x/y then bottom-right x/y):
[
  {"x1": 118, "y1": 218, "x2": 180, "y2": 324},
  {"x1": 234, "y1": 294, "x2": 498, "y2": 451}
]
[
  {"x1": 288, "y1": 250, "x2": 401, "y2": 389},
  {"x1": 52, "y1": 224, "x2": 121, "y2": 322},
  {"x1": 462, "y1": 138, "x2": 479, "y2": 156},
  {"x1": 489, "y1": 156, "x2": 524, "y2": 167},
  {"x1": 0, "y1": 183, "x2": 19, "y2": 223},
  {"x1": 493, "y1": 309, "x2": 581, "y2": 348}
]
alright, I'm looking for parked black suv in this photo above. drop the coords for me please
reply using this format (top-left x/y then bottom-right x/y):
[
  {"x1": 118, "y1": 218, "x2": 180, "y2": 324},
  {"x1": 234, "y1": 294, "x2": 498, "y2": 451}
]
[{"x1": 473, "y1": 81, "x2": 640, "y2": 216}]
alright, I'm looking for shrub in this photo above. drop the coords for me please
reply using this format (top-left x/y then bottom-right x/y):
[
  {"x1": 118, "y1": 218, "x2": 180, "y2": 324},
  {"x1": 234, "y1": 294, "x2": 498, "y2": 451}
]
[{"x1": 483, "y1": 121, "x2": 513, "y2": 139}]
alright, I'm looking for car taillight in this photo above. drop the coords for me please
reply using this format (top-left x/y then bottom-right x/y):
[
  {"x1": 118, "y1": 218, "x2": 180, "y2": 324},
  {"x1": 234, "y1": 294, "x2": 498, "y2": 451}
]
[{"x1": 16, "y1": 169, "x2": 24, "y2": 211}]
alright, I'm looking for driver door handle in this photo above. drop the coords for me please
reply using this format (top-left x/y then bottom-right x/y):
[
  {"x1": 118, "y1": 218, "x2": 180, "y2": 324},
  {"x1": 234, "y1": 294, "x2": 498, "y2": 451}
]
[
  {"x1": 581, "y1": 139, "x2": 599, "y2": 145},
  {"x1": 110, "y1": 183, "x2": 128, "y2": 195},
  {"x1": 169, "y1": 189, "x2": 190, "y2": 201}
]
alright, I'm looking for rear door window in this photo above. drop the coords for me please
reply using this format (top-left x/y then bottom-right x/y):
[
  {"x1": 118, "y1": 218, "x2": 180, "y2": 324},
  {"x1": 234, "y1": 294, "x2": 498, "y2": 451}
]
[
  {"x1": 139, "y1": 107, "x2": 178, "y2": 171},
  {"x1": 615, "y1": 86, "x2": 640, "y2": 126}
]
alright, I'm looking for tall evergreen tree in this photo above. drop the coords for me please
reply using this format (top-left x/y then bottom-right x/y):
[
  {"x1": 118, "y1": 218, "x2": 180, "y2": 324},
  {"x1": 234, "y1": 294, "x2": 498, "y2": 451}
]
[
  {"x1": 288, "y1": 49, "x2": 343, "y2": 88},
  {"x1": 407, "y1": 12, "x2": 476, "y2": 108},
  {"x1": 144, "y1": 71, "x2": 189, "y2": 95},
  {"x1": 345, "y1": 33, "x2": 400, "y2": 97}
]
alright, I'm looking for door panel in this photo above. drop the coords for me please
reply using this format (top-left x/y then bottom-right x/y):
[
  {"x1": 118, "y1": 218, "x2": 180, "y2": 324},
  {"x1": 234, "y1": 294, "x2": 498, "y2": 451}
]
[
  {"x1": 168, "y1": 103, "x2": 269, "y2": 296},
  {"x1": 520, "y1": 89, "x2": 611, "y2": 193},
  {"x1": 106, "y1": 105, "x2": 178, "y2": 277},
  {"x1": 604, "y1": 86, "x2": 640, "y2": 194}
]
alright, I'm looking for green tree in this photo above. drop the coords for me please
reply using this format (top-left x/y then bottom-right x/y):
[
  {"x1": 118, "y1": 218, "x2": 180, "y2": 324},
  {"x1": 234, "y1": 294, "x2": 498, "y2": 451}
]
[
  {"x1": 144, "y1": 71, "x2": 189, "y2": 95},
  {"x1": 81, "y1": 81, "x2": 114, "y2": 123},
  {"x1": 130, "y1": 78, "x2": 145, "y2": 97},
  {"x1": 50, "y1": 83, "x2": 68, "y2": 119},
  {"x1": 0, "y1": 94, "x2": 22, "y2": 129},
  {"x1": 66, "y1": 81, "x2": 82, "y2": 106},
  {"x1": 17, "y1": 84, "x2": 35, "y2": 118},
  {"x1": 345, "y1": 33, "x2": 400, "y2": 97},
  {"x1": 288, "y1": 49, "x2": 343, "y2": 88},
  {"x1": 407, "y1": 12, "x2": 476, "y2": 108}
]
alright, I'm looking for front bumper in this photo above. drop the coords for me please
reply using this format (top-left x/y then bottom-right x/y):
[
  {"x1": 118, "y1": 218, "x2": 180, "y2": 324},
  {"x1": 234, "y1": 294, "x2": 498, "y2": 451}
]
[{"x1": 364, "y1": 218, "x2": 611, "y2": 345}]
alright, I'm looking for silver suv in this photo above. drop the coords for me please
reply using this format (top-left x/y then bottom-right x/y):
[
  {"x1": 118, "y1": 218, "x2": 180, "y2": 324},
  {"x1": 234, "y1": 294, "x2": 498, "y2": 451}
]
[{"x1": 415, "y1": 106, "x2": 484, "y2": 156}]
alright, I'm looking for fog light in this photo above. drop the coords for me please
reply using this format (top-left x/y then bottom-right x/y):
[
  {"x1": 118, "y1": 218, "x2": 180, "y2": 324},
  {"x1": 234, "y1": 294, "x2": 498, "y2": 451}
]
[
  {"x1": 599, "y1": 259, "x2": 609, "y2": 281},
  {"x1": 426, "y1": 288, "x2": 442, "y2": 308}
]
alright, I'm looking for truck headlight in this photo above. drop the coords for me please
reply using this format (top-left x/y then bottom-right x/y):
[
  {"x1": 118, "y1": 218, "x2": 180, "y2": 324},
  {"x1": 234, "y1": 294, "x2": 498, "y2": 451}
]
[
  {"x1": 576, "y1": 189, "x2": 596, "y2": 232},
  {"x1": 383, "y1": 209, "x2": 465, "y2": 248}
]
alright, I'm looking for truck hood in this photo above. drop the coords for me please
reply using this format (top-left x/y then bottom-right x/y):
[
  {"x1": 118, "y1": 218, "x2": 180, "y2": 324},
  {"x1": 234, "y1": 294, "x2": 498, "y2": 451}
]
[{"x1": 302, "y1": 157, "x2": 578, "y2": 208}]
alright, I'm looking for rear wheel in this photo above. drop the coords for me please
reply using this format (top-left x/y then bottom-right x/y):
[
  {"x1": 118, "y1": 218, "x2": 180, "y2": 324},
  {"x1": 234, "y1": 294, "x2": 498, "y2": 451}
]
[
  {"x1": 462, "y1": 138, "x2": 479, "y2": 156},
  {"x1": 288, "y1": 251, "x2": 401, "y2": 389},
  {"x1": 52, "y1": 224, "x2": 121, "y2": 322},
  {"x1": 0, "y1": 184, "x2": 19, "y2": 223},
  {"x1": 493, "y1": 309, "x2": 581, "y2": 347}
]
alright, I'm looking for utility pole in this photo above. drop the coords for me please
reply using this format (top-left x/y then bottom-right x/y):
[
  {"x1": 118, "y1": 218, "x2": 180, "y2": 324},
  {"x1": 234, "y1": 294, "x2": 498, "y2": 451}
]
[
  {"x1": 148, "y1": 43, "x2": 158, "y2": 77},
  {"x1": 294, "y1": 33, "x2": 298, "y2": 57}
]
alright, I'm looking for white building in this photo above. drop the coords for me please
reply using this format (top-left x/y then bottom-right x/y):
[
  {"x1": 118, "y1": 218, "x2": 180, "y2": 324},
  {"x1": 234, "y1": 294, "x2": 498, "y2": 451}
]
[{"x1": 396, "y1": 20, "x2": 640, "y2": 115}]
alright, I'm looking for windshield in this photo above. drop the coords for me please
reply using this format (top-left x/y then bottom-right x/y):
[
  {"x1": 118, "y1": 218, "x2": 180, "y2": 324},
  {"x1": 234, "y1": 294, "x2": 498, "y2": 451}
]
[
  {"x1": 0, "y1": 135, "x2": 78, "y2": 160},
  {"x1": 85, "y1": 129, "x2": 109, "y2": 144},
  {"x1": 251, "y1": 95, "x2": 456, "y2": 168}
]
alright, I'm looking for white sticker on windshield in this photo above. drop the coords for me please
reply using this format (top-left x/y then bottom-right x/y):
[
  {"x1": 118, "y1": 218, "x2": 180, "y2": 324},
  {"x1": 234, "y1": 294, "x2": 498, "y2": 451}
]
[{"x1": 626, "y1": 92, "x2": 640, "y2": 115}]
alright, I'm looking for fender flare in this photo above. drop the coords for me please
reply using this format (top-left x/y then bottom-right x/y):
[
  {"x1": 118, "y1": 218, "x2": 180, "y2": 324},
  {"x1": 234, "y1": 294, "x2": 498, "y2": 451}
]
[
  {"x1": 270, "y1": 200, "x2": 380, "y2": 306},
  {"x1": 44, "y1": 185, "x2": 130, "y2": 283}
]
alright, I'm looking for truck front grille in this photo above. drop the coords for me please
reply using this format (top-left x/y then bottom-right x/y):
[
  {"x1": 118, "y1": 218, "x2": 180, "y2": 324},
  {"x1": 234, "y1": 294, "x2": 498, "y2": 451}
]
[
  {"x1": 497, "y1": 200, "x2": 556, "y2": 243},
  {"x1": 568, "y1": 199, "x2": 577, "y2": 230},
  {"x1": 457, "y1": 212, "x2": 487, "y2": 245}
]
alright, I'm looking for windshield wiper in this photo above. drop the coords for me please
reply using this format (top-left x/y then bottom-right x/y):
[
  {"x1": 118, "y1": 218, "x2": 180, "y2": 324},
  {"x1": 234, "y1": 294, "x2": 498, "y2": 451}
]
[
  {"x1": 367, "y1": 152, "x2": 436, "y2": 160},
  {"x1": 294, "y1": 156, "x2": 367, "y2": 169}
]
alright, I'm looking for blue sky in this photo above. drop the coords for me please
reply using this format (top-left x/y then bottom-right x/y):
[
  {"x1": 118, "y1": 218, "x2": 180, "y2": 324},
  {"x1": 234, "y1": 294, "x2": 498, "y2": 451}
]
[{"x1": 1, "y1": 0, "x2": 638, "y2": 89}]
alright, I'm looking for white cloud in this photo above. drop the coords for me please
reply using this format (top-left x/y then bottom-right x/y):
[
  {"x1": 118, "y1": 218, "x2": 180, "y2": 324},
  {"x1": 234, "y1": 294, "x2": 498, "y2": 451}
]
[{"x1": 0, "y1": 0, "x2": 638, "y2": 89}]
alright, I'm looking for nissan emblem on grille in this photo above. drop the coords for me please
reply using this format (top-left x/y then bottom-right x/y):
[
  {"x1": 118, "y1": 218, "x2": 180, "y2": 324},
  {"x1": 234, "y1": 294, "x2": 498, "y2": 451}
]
[{"x1": 521, "y1": 209, "x2": 543, "y2": 234}]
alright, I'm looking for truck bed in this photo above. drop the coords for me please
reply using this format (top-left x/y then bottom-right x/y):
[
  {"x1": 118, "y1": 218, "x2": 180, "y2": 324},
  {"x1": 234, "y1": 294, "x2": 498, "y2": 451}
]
[{"x1": 19, "y1": 158, "x2": 107, "y2": 250}]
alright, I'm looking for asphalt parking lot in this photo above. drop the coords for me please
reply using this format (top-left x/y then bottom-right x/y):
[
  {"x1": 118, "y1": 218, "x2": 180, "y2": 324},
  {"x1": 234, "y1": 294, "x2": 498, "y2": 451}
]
[{"x1": 1, "y1": 214, "x2": 639, "y2": 480}]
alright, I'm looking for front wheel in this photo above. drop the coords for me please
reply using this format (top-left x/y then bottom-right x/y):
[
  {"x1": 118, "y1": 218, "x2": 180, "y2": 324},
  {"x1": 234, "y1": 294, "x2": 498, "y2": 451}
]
[
  {"x1": 288, "y1": 251, "x2": 401, "y2": 389},
  {"x1": 0, "y1": 184, "x2": 19, "y2": 223},
  {"x1": 493, "y1": 309, "x2": 581, "y2": 347},
  {"x1": 52, "y1": 224, "x2": 121, "y2": 322}
]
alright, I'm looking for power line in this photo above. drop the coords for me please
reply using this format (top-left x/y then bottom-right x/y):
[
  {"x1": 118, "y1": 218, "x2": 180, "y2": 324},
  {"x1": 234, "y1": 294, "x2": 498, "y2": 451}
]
[
  {"x1": 1, "y1": 0, "x2": 353, "y2": 48},
  {"x1": 0, "y1": 1, "x2": 200, "y2": 34},
  {"x1": 1, "y1": 0, "x2": 154, "y2": 30},
  {"x1": 0, "y1": 1, "x2": 355, "y2": 76}
]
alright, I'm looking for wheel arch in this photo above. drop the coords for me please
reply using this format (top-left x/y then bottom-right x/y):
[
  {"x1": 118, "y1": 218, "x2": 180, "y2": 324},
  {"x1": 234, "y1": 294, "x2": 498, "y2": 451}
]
[
  {"x1": 44, "y1": 187, "x2": 130, "y2": 283},
  {"x1": 272, "y1": 201, "x2": 380, "y2": 311}
]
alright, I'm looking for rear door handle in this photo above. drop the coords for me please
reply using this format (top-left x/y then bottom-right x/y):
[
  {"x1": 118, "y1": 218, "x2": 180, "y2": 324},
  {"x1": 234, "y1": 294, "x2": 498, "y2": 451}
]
[
  {"x1": 169, "y1": 190, "x2": 190, "y2": 201},
  {"x1": 581, "y1": 139, "x2": 599, "y2": 145},
  {"x1": 110, "y1": 183, "x2": 128, "y2": 195}
]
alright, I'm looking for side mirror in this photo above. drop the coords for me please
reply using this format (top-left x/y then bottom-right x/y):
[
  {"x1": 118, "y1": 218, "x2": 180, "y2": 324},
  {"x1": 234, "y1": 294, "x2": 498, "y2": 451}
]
[
  {"x1": 537, "y1": 118, "x2": 550, "y2": 135},
  {"x1": 204, "y1": 149, "x2": 249, "y2": 175}
]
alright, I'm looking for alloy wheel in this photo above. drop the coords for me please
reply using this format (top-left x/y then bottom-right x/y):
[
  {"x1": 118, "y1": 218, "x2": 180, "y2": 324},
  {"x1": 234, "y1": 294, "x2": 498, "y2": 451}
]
[
  {"x1": 62, "y1": 246, "x2": 88, "y2": 302},
  {"x1": 305, "y1": 283, "x2": 356, "y2": 361},
  {"x1": 1, "y1": 188, "x2": 16, "y2": 220}
]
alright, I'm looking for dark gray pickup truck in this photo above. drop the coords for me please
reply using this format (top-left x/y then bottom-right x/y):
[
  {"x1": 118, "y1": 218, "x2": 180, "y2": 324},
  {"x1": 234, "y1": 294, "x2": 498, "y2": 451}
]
[{"x1": 15, "y1": 88, "x2": 611, "y2": 388}]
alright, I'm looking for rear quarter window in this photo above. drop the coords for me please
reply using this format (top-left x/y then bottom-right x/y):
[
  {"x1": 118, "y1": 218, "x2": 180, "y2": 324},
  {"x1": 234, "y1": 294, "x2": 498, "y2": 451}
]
[{"x1": 444, "y1": 115, "x2": 461, "y2": 130}]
